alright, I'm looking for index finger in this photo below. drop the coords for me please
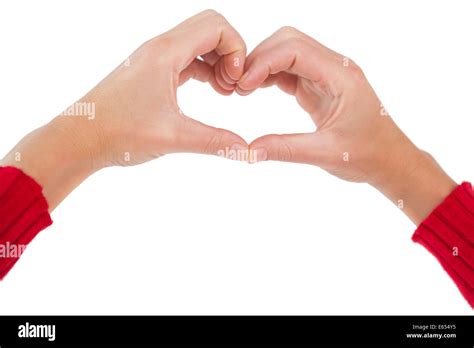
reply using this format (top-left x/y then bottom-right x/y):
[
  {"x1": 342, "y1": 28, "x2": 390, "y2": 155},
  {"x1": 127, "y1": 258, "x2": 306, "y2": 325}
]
[
  {"x1": 163, "y1": 10, "x2": 247, "y2": 81},
  {"x1": 237, "y1": 26, "x2": 341, "y2": 92}
]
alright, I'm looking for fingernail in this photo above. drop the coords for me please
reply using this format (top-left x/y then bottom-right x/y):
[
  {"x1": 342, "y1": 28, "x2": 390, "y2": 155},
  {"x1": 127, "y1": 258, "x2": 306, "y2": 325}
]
[
  {"x1": 238, "y1": 70, "x2": 254, "y2": 92},
  {"x1": 251, "y1": 148, "x2": 267, "y2": 163},
  {"x1": 239, "y1": 70, "x2": 250, "y2": 84}
]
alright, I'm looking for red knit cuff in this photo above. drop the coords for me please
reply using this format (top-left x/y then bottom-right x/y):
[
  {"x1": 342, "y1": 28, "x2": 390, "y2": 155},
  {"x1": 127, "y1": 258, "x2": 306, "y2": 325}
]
[
  {"x1": 0, "y1": 166, "x2": 53, "y2": 279},
  {"x1": 412, "y1": 182, "x2": 474, "y2": 308}
]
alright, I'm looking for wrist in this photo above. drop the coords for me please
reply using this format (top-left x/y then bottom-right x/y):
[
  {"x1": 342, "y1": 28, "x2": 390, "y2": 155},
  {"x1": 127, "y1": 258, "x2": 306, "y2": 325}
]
[
  {"x1": 371, "y1": 129, "x2": 456, "y2": 225},
  {"x1": 0, "y1": 115, "x2": 100, "y2": 211}
]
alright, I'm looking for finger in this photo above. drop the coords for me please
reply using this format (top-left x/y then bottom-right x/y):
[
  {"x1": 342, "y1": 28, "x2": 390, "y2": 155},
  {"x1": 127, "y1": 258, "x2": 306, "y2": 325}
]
[
  {"x1": 236, "y1": 71, "x2": 297, "y2": 96},
  {"x1": 179, "y1": 59, "x2": 232, "y2": 95},
  {"x1": 214, "y1": 59, "x2": 237, "y2": 91},
  {"x1": 201, "y1": 52, "x2": 237, "y2": 87},
  {"x1": 179, "y1": 59, "x2": 213, "y2": 85},
  {"x1": 201, "y1": 51, "x2": 220, "y2": 66},
  {"x1": 249, "y1": 133, "x2": 328, "y2": 165},
  {"x1": 219, "y1": 57, "x2": 238, "y2": 85},
  {"x1": 167, "y1": 10, "x2": 246, "y2": 81},
  {"x1": 238, "y1": 41, "x2": 325, "y2": 92},
  {"x1": 238, "y1": 27, "x2": 340, "y2": 93},
  {"x1": 243, "y1": 26, "x2": 340, "y2": 71},
  {"x1": 175, "y1": 114, "x2": 248, "y2": 158},
  {"x1": 266, "y1": 72, "x2": 298, "y2": 94}
]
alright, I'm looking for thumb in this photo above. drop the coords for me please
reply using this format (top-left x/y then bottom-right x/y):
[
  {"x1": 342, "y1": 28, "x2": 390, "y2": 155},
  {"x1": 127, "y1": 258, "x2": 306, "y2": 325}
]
[
  {"x1": 175, "y1": 115, "x2": 249, "y2": 160},
  {"x1": 249, "y1": 133, "x2": 329, "y2": 165}
]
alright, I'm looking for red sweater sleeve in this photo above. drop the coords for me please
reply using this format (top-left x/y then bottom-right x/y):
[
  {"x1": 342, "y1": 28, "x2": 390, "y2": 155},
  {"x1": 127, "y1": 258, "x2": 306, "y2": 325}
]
[
  {"x1": 0, "y1": 166, "x2": 52, "y2": 279},
  {"x1": 412, "y1": 182, "x2": 474, "y2": 308},
  {"x1": 1, "y1": 165, "x2": 472, "y2": 309}
]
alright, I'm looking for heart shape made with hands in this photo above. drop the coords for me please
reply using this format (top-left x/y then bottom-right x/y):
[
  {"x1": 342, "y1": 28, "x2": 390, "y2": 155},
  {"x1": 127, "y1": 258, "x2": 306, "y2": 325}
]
[
  {"x1": 176, "y1": 22, "x2": 349, "y2": 168},
  {"x1": 106, "y1": 10, "x2": 382, "y2": 184},
  {"x1": 169, "y1": 11, "x2": 385, "y2": 186}
]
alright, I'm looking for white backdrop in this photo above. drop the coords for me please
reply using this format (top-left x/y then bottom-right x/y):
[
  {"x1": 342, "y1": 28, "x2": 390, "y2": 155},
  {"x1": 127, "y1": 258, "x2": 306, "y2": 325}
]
[{"x1": 0, "y1": 0, "x2": 473, "y2": 314}]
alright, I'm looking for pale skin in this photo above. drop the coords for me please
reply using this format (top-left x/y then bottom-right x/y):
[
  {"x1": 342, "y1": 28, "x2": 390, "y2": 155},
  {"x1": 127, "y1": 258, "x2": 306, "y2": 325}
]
[{"x1": 0, "y1": 10, "x2": 457, "y2": 226}]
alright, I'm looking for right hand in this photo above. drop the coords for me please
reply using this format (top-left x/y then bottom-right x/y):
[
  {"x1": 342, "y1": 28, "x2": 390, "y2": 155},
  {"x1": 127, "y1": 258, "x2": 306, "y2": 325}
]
[{"x1": 237, "y1": 26, "x2": 456, "y2": 224}]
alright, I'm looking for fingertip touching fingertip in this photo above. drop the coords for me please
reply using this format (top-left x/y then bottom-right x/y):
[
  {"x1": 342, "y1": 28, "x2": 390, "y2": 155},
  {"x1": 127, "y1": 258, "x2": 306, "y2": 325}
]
[
  {"x1": 216, "y1": 142, "x2": 249, "y2": 162},
  {"x1": 235, "y1": 87, "x2": 250, "y2": 96},
  {"x1": 237, "y1": 70, "x2": 259, "y2": 92},
  {"x1": 248, "y1": 147, "x2": 267, "y2": 163}
]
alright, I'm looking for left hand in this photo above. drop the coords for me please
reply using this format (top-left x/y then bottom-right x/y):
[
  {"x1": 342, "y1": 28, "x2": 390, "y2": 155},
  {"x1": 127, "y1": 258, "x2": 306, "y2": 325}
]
[
  {"x1": 65, "y1": 9, "x2": 249, "y2": 168},
  {"x1": 1, "y1": 10, "x2": 249, "y2": 210}
]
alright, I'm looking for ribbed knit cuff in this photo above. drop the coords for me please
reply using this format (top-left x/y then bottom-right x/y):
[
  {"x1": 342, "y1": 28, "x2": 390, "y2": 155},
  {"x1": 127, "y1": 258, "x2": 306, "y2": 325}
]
[
  {"x1": 0, "y1": 166, "x2": 53, "y2": 279},
  {"x1": 412, "y1": 182, "x2": 474, "y2": 308}
]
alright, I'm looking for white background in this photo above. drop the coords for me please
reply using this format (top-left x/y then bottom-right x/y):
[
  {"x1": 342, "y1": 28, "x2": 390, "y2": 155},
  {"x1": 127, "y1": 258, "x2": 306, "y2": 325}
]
[{"x1": 0, "y1": 0, "x2": 473, "y2": 314}]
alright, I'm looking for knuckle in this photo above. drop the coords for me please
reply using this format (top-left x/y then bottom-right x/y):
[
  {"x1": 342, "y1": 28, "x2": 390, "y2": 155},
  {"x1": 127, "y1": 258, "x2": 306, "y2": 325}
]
[
  {"x1": 277, "y1": 25, "x2": 299, "y2": 37},
  {"x1": 144, "y1": 35, "x2": 168, "y2": 56},
  {"x1": 202, "y1": 9, "x2": 220, "y2": 17},
  {"x1": 203, "y1": 9, "x2": 226, "y2": 25},
  {"x1": 349, "y1": 60, "x2": 364, "y2": 76},
  {"x1": 275, "y1": 27, "x2": 306, "y2": 50},
  {"x1": 276, "y1": 26, "x2": 301, "y2": 39},
  {"x1": 277, "y1": 142, "x2": 293, "y2": 162},
  {"x1": 341, "y1": 57, "x2": 366, "y2": 87},
  {"x1": 344, "y1": 57, "x2": 364, "y2": 76}
]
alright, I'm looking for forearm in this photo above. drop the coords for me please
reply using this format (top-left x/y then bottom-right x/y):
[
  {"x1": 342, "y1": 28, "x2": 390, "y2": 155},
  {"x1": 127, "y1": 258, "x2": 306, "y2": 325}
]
[{"x1": 0, "y1": 116, "x2": 98, "y2": 212}]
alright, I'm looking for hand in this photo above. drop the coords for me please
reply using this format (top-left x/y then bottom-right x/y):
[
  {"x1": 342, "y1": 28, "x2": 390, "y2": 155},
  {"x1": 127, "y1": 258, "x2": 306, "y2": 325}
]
[
  {"x1": 69, "y1": 9, "x2": 248, "y2": 168},
  {"x1": 1, "y1": 10, "x2": 248, "y2": 210},
  {"x1": 237, "y1": 27, "x2": 457, "y2": 224}
]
